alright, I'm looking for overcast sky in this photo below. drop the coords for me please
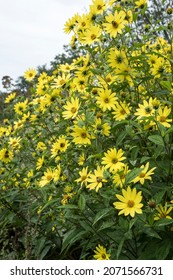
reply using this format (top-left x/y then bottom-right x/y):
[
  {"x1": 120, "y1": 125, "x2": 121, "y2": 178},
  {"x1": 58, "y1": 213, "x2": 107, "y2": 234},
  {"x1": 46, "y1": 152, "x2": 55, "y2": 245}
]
[{"x1": 0, "y1": 0, "x2": 91, "y2": 91}]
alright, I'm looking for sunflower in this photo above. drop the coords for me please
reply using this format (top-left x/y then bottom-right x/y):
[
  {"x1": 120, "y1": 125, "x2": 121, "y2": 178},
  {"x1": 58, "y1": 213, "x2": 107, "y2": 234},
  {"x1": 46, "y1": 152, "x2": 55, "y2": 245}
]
[
  {"x1": 108, "y1": 48, "x2": 128, "y2": 69},
  {"x1": 81, "y1": 25, "x2": 102, "y2": 45},
  {"x1": 113, "y1": 186, "x2": 143, "y2": 217},
  {"x1": 112, "y1": 101, "x2": 131, "y2": 121},
  {"x1": 0, "y1": 148, "x2": 13, "y2": 163},
  {"x1": 75, "y1": 167, "x2": 90, "y2": 187}
]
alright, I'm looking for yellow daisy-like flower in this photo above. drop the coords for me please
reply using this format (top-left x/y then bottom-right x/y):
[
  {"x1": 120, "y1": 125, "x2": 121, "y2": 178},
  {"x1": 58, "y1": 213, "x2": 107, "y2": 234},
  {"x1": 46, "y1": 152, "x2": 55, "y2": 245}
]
[
  {"x1": 108, "y1": 48, "x2": 128, "y2": 69},
  {"x1": 103, "y1": 10, "x2": 126, "y2": 38},
  {"x1": 24, "y1": 68, "x2": 37, "y2": 81},
  {"x1": 156, "y1": 106, "x2": 172, "y2": 128},
  {"x1": 80, "y1": 25, "x2": 102, "y2": 45},
  {"x1": 154, "y1": 203, "x2": 173, "y2": 220},
  {"x1": 96, "y1": 88, "x2": 117, "y2": 111},
  {"x1": 36, "y1": 156, "x2": 45, "y2": 170},
  {"x1": 102, "y1": 148, "x2": 126, "y2": 172},
  {"x1": 113, "y1": 164, "x2": 130, "y2": 188},
  {"x1": 132, "y1": 162, "x2": 156, "y2": 185},
  {"x1": 93, "y1": 118, "x2": 111, "y2": 136},
  {"x1": 51, "y1": 135, "x2": 70, "y2": 158},
  {"x1": 71, "y1": 125, "x2": 91, "y2": 145},
  {"x1": 135, "y1": 99, "x2": 155, "y2": 119},
  {"x1": 135, "y1": 0, "x2": 147, "y2": 9},
  {"x1": 90, "y1": 0, "x2": 106, "y2": 15},
  {"x1": 0, "y1": 148, "x2": 13, "y2": 163},
  {"x1": 93, "y1": 244, "x2": 110, "y2": 260},
  {"x1": 62, "y1": 97, "x2": 80, "y2": 120},
  {"x1": 5, "y1": 92, "x2": 16, "y2": 103},
  {"x1": 75, "y1": 167, "x2": 90, "y2": 187},
  {"x1": 87, "y1": 166, "x2": 107, "y2": 192},
  {"x1": 112, "y1": 101, "x2": 131, "y2": 121},
  {"x1": 39, "y1": 168, "x2": 54, "y2": 187},
  {"x1": 113, "y1": 186, "x2": 143, "y2": 217},
  {"x1": 8, "y1": 137, "x2": 21, "y2": 150},
  {"x1": 14, "y1": 100, "x2": 28, "y2": 115}
]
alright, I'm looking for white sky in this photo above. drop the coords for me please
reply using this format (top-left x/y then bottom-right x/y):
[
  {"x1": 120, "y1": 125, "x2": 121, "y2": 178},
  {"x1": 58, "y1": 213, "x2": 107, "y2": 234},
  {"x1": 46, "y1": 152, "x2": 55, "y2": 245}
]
[{"x1": 0, "y1": 0, "x2": 91, "y2": 91}]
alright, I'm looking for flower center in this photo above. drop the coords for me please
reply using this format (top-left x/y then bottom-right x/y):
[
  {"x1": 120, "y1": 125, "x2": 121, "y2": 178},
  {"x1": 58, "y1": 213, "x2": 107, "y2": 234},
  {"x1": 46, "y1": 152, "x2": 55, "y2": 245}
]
[
  {"x1": 60, "y1": 143, "x2": 65, "y2": 148},
  {"x1": 81, "y1": 132, "x2": 87, "y2": 138},
  {"x1": 139, "y1": 172, "x2": 145, "y2": 178},
  {"x1": 127, "y1": 200, "x2": 135, "y2": 208},
  {"x1": 96, "y1": 177, "x2": 102, "y2": 182},
  {"x1": 71, "y1": 107, "x2": 77, "y2": 114},
  {"x1": 91, "y1": 34, "x2": 97, "y2": 40},
  {"x1": 46, "y1": 175, "x2": 52, "y2": 181},
  {"x1": 112, "y1": 158, "x2": 118, "y2": 164},
  {"x1": 104, "y1": 98, "x2": 109, "y2": 103},
  {"x1": 112, "y1": 21, "x2": 118, "y2": 28},
  {"x1": 159, "y1": 116, "x2": 166, "y2": 122}
]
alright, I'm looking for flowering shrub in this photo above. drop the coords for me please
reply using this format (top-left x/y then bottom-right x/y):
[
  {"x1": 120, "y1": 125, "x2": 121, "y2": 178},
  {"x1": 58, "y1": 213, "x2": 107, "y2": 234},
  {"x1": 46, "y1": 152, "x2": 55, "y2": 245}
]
[{"x1": 0, "y1": 0, "x2": 173, "y2": 259}]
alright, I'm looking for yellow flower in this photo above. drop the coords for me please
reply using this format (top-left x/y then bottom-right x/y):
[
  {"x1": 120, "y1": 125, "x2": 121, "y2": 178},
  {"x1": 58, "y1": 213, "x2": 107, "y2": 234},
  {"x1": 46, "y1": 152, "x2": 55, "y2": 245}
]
[
  {"x1": 8, "y1": 137, "x2": 21, "y2": 150},
  {"x1": 102, "y1": 148, "x2": 126, "y2": 172},
  {"x1": 135, "y1": 98, "x2": 155, "y2": 119},
  {"x1": 63, "y1": 13, "x2": 79, "y2": 34},
  {"x1": 112, "y1": 101, "x2": 131, "y2": 121},
  {"x1": 87, "y1": 166, "x2": 107, "y2": 192},
  {"x1": 80, "y1": 25, "x2": 102, "y2": 45},
  {"x1": 51, "y1": 135, "x2": 70, "y2": 158},
  {"x1": 5, "y1": 92, "x2": 16, "y2": 103},
  {"x1": 96, "y1": 88, "x2": 117, "y2": 111},
  {"x1": 39, "y1": 168, "x2": 54, "y2": 187},
  {"x1": 132, "y1": 162, "x2": 156, "y2": 185},
  {"x1": 75, "y1": 167, "x2": 90, "y2": 187},
  {"x1": 103, "y1": 10, "x2": 126, "y2": 38},
  {"x1": 71, "y1": 125, "x2": 91, "y2": 145},
  {"x1": 113, "y1": 186, "x2": 143, "y2": 217},
  {"x1": 156, "y1": 106, "x2": 172, "y2": 128},
  {"x1": 62, "y1": 97, "x2": 80, "y2": 120},
  {"x1": 24, "y1": 68, "x2": 37, "y2": 81},
  {"x1": 135, "y1": 0, "x2": 147, "y2": 9},
  {"x1": 113, "y1": 164, "x2": 130, "y2": 188},
  {"x1": 108, "y1": 48, "x2": 128, "y2": 69},
  {"x1": 90, "y1": 0, "x2": 106, "y2": 15},
  {"x1": 36, "y1": 156, "x2": 45, "y2": 170},
  {"x1": 93, "y1": 244, "x2": 110, "y2": 260},
  {"x1": 93, "y1": 118, "x2": 111, "y2": 136},
  {"x1": 154, "y1": 203, "x2": 173, "y2": 220},
  {"x1": 14, "y1": 100, "x2": 28, "y2": 115},
  {"x1": 0, "y1": 148, "x2": 13, "y2": 163}
]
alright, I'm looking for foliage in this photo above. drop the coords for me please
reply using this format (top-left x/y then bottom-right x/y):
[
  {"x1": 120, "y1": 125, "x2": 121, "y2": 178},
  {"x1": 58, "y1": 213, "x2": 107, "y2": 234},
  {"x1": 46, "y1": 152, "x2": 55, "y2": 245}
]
[{"x1": 0, "y1": 0, "x2": 173, "y2": 260}]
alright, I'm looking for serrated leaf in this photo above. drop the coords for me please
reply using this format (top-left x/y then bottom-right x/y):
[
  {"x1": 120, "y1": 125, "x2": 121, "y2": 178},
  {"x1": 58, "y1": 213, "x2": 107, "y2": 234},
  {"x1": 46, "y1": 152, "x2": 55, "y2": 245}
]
[{"x1": 148, "y1": 135, "x2": 164, "y2": 146}]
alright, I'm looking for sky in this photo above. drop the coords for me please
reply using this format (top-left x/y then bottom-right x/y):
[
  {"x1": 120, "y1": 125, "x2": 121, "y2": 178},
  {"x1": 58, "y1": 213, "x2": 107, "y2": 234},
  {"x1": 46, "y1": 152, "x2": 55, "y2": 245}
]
[{"x1": 0, "y1": 0, "x2": 91, "y2": 91}]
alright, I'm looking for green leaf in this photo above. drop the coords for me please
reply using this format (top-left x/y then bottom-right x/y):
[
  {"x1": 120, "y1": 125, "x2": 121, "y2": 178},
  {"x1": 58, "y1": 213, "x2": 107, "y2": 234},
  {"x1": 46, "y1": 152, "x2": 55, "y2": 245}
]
[
  {"x1": 116, "y1": 237, "x2": 125, "y2": 259},
  {"x1": 116, "y1": 130, "x2": 127, "y2": 147},
  {"x1": 92, "y1": 208, "x2": 113, "y2": 225},
  {"x1": 160, "y1": 81, "x2": 172, "y2": 91},
  {"x1": 61, "y1": 228, "x2": 86, "y2": 253},
  {"x1": 148, "y1": 135, "x2": 164, "y2": 146},
  {"x1": 154, "y1": 218, "x2": 173, "y2": 227},
  {"x1": 78, "y1": 194, "x2": 86, "y2": 211}
]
